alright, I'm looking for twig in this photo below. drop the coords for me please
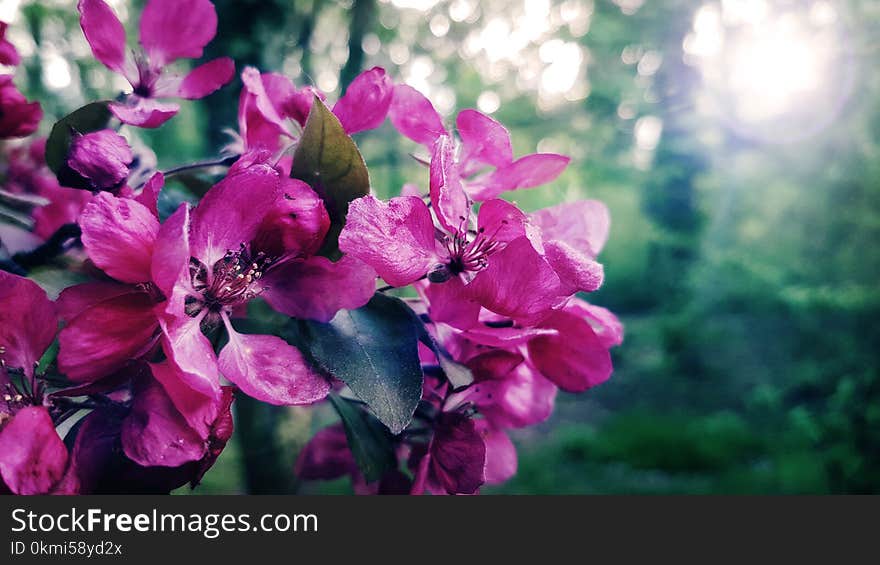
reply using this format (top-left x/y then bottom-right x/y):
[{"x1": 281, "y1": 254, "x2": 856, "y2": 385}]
[
  {"x1": 162, "y1": 155, "x2": 240, "y2": 178},
  {"x1": 11, "y1": 223, "x2": 81, "y2": 270}
]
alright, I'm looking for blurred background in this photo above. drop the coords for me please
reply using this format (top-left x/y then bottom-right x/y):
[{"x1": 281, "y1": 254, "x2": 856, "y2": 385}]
[{"x1": 5, "y1": 0, "x2": 879, "y2": 493}]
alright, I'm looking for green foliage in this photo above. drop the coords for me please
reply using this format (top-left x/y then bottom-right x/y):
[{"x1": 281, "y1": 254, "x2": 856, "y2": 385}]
[
  {"x1": 291, "y1": 96, "x2": 370, "y2": 260},
  {"x1": 329, "y1": 394, "x2": 397, "y2": 483},
  {"x1": 293, "y1": 294, "x2": 424, "y2": 434}
]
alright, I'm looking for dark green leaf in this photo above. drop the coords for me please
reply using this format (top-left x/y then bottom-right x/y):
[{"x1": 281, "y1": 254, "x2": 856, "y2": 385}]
[
  {"x1": 328, "y1": 394, "x2": 396, "y2": 483},
  {"x1": 296, "y1": 293, "x2": 423, "y2": 434},
  {"x1": 290, "y1": 96, "x2": 370, "y2": 260},
  {"x1": 36, "y1": 338, "x2": 59, "y2": 376},
  {"x1": 45, "y1": 101, "x2": 114, "y2": 176}
]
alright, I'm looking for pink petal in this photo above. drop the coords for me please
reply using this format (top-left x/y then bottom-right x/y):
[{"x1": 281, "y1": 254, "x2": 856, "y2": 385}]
[
  {"x1": 542, "y1": 240, "x2": 605, "y2": 294},
  {"x1": 475, "y1": 420, "x2": 517, "y2": 485},
  {"x1": 0, "y1": 77, "x2": 43, "y2": 138},
  {"x1": 122, "y1": 377, "x2": 207, "y2": 467},
  {"x1": 110, "y1": 98, "x2": 180, "y2": 128},
  {"x1": 151, "y1": 203, "x2": 190, "y2": 299},
  {"x1": 157, "y1": 312, "x2": 220, "y2": 401},
  {"x1": 0, "y1": 271, "x2": 58, "y2": 377},
  {"x1": 333, "y1": 67, "x2": 393, "y2": 134},
  {"x1": 530, "y1": 199, "x2": 610, "y2": 257},
  {"x1": 466, "y1": 350, "x2": 524, "y2": 381},
  {"x1": 467, "y1": 236, "x2": 563, "y2": 325},
  {"x1": 261, "y1": 254, "x2": 376, "y2": 322},
  {"x1": 78, "y1": 0, "x2": 130, "y2": 76},
  {"x1": 456, "y1": 109, "x2": 513, "y2": 175},
  {"x1": 295, "y1": 424, "x2": 358, "y2": 480},
  {"x1": 430, "y1": 412, "x2": 485, "y2": 495},
  {"x1": 430, "y1": 135, "x2": 471, "y2": 234},
  {"x1": 177, "y1": 57, "x2": 234, "y2": 100},
  {"x1": 468, "y1": 153, "x2": 571, "y2": 200},
  {"x1": 389, "y1": 84, "x2": 448, "y2": 147},
  {"x1": 0, "y1": 22, "x2": 20, "y2": 67},
  {"x1": 58, "y1": 289, "x2": 158, "y2": 382},
  {"x1": 422, "y1": 277, "x2": 480, "y2": 329},
  {"x1": 338, "y1": 195, "x2": 437, "y2": 287},
  {"x1": 57, "y1": 281, "x2": 141, "y2": 321},
  {"x1": 218, "y1": 320, "x2": 330, "y2": 405},
  {"x1": 527, "y1": 308, "x2": 614, "y2": 392},
  {"x1": 480, "y1": 364, "x2": 557, "y2": 428},
  {"x1": 0, "y1": 407, "x2": 68, "y2": 495},
  {"x1": 476, "y1": 198, "x2": 537, "y2": 245},
  {"x1": 32, "y1": 186, "x2": 91, "y2": 241},
  {"x1": 80, "y1": 192, "x2": 159, "y2": 283},
  {"x1": 133, "y1": 171, "x2": 164, "y2": 218},
  {"x1": 564, "y1": 298, "x2": 624, "y2": 349},
  {"x1": 458, "y1": 325, "x2": 558, "y2": 348},
  {"x1": 253, "y1": 178, "x2": 330, "y2": 259},
  {"x1": 190, "y1": 163, "x2": 281, "y2": 268},
  {"x1": 149, "y1": 359, "x2": 218, "y2": 440},
  {"x1": 139, "y1": 0, "x2": 218, "y2": 66},
  {"x1": 238, "y1": 68, "x2": 297, "y2": 150}
]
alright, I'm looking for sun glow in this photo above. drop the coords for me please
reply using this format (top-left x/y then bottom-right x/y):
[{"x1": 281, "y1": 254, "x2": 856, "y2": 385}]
[{"x1": 685, "y1": 0, "x2": 853, "y2": 142}]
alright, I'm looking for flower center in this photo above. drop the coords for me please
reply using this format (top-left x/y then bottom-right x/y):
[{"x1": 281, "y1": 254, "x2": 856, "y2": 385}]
[
  {"x1": 445, "y1": 227, "x2": 503, "y2": 275},
  {"x1": 188, "y1": 244, "x2": 273, "y2": 315},
  {"x1": 133, "y1": 54, "x2": 160, "y2": 98}
]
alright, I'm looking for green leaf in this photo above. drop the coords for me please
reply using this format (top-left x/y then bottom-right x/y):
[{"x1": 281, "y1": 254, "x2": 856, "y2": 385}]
[
  {"x1": 290, "y1": 96, "x2": 370, "y2": 260},
  {"x1": 295, "y1": 294, "x2": 424, "y2": 434},
  {"x1": 328, "y1": 394, "x2": 396, "y2": 483},
  {"x1": 45, "y1": 101, "x2": 114, "y2": 176},
  {"x1": 36, "y1": 338, "x2": 59, "y2": 376}
]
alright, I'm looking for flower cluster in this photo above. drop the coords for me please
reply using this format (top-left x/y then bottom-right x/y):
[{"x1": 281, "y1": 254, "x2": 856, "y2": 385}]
[{"x1": 0, "y1": 0, "x2": 620, "y2": 495}]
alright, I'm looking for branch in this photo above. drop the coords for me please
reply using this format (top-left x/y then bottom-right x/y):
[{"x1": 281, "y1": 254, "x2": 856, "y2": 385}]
[
  {"x1": 11, "y1": 223, "x2": 81, "y2": 270},
  {"x1": 162, "y1": 154, "x2": 240, "y2": 178}
]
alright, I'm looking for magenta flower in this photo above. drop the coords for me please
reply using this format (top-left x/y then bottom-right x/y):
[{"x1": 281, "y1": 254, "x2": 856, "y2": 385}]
[
  {"x1": 235, "y1": 65, "x2": 392, "y2": 155},
  {"x1": 390, "y1": 85, "x2": 570, "y2": 200},
  {"x1": 0, "y1": 271, "x2": 76, "y2": 495},
  {"x1": 526, "y1": 298, "x2": 624, "y2": 392},
  {"x1": 153, "y1": 162, "x2": 375, "y2": 408},
  {"x1": 57, "y1": 191, "x2": 163, "y2": 382},
  {"x1": 66, "y1": 129, "x2": 134, "y2": 191},
  {"x1": 339, "y1": 137, "x2": 606, "y2": 328},
  {"x1": 0, "y1": 21, "x2": 20, "y2": 67},
  {"x1": 78, "y1": 0, "x2": 234, "y2": 128},
  {"x1": 0, "y1": 75, "x2": 41, "y2": 138}
]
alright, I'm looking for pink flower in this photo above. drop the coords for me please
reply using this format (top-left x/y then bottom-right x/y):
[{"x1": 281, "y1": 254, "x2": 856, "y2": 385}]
[
  {"x1": 390, "y1": 85, "x2": 570, "y2": 200},
  {"x1": 339, "y1": 137, "x2": 606, "y2": 328},
  {"x1": 0, "y1": 272, "x2": 75, "y2": 495},
  {"x1": 234, "y1": 66, "x2": 392, "y2": 154},
  {"x1": 154, "y1": 162, "x2": 375, "y2": 408},
  {"x1": 0, "y1": 406, "x2": 75, "y2": 494},
  {"x1": 57, "y1": 189, "x2": 163, "y2": 382},
  {"x1": 0, "y1": 21, "x2": 21, "y2": 67},
  {"x1": 526, "y1": 298, "x2": 624, "y2": 392},
  {"x1": 78, "y1": 0, "x2": 234, "y2": 128},
  {"x1": 0, "y1": 75, "x2": 41, "y2": 138}
]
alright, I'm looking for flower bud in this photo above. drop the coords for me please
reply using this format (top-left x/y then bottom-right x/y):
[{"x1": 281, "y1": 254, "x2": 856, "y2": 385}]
[{"x1": 66, "y1": 129, "x2": 133, "y2": 191}]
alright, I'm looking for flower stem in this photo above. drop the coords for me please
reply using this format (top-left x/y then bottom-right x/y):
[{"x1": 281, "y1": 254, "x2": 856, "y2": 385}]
[{"x1": 162, "y1": 155, "x2": 240, "y2": 178}]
